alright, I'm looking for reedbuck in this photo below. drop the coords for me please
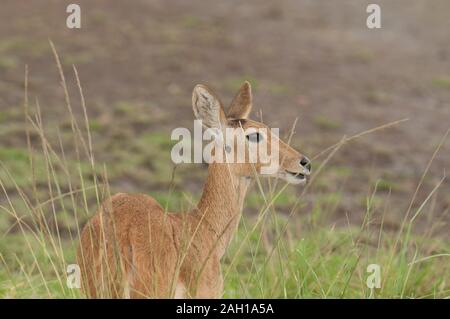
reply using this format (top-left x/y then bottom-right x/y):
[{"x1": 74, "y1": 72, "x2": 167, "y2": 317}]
[{"x1": 77, "y1": 82, "x2": 311, "y2": 298}]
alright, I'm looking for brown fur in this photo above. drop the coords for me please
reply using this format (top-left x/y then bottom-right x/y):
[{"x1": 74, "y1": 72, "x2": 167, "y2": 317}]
[{"x1": 77, "y1": 82, "x2": 310, "y2": 298}]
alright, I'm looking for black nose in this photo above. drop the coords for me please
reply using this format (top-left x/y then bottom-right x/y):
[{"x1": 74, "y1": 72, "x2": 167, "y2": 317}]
[{"x1": 300, "y1": 156, "x2": 311, "y2": 171}]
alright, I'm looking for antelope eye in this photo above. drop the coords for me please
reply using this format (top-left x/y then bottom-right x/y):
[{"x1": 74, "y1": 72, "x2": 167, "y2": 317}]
[{"x1": 246, "y1": 132, "x2": 263, "y2": 143}]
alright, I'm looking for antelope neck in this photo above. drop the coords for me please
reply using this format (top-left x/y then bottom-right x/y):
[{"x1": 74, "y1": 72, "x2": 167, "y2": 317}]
[{"x1": 195, "y1": 163, "x2": 250, "y2": 257}]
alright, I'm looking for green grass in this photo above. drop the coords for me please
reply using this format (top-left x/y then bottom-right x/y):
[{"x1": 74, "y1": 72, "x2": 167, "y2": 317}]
[
  {"x1": 0, "y1": 47, "x2": 448, "y2": 299},
  {"x1": 224, "y1": 223, "x2": 449, "y2": 298},
  {"x1": 313, "y1": 115, "x2": 341, "y2": 130},
  {"x1": 1, "y1": 151, "x2": 448, "y2": 299},
  {"x1": 432, "y1": 76, "x2": 450, "y2": 89},
  {"x1": 1, "y1": 214, "x2": 448, "y2": 298},
  {"x1": 0, "y1": 55, "x2": 19, "y2": 71}
]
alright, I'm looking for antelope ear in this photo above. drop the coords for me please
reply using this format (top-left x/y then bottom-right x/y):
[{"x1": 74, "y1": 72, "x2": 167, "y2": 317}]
[
  {"x1": 192, "y1": 85, "x2": 227, "y2": 129},
  {"x1": 227, "y1": 81, "x2": 252, "y2": 119}
]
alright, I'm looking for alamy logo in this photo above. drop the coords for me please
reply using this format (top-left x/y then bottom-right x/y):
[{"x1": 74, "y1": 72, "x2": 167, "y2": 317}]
[
  {"x1": 170, "y1": 120, "x2": 280, "y2": 175},
  {"x1": 366, "y1": 264, "x2": 381, "y2": 289},
  {"x1": 66, "y1": 4, "x2": 81, "y2": 29},
  {"x1": 366, "y1": 4, "x2": 381, "y2": 29},
  {"x1": 66, "y1": 264, "x2": 81, "y2": 289}
]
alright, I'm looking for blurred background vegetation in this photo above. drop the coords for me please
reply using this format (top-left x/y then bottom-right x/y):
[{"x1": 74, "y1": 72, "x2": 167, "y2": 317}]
[{"x1": 0, "y1": 0, "x2": 449, "y2": 298}]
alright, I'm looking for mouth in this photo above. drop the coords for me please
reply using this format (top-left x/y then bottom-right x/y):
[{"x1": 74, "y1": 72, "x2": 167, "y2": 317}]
[
  {"x1": 279, "y1": 170, "x2": 308, "y2": 185},
  {"x1": 286, "y1": 170, "x2": 306, "y2": 180}
]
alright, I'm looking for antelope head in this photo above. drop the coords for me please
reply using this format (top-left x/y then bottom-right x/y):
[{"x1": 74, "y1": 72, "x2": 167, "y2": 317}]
[{"x1": 192, "y1": 81, "x2": 311, "y2": 185}]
